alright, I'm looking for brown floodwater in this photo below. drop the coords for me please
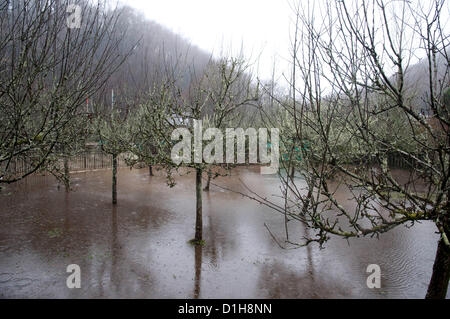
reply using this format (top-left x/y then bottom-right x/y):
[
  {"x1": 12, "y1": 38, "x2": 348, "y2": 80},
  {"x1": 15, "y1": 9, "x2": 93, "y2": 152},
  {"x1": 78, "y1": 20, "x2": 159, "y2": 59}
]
[{"x1": 0, "y1": 166, "x2": 447, "y2": 298}]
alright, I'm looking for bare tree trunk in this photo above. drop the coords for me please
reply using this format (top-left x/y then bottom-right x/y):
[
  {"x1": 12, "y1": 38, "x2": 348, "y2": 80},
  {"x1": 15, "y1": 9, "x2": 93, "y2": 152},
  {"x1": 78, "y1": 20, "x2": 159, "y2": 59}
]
[
  {"x1": 426, "y1": 231, "x2": 450, "y2": 299},
  {"x1": 203, "y1": 169, "x2": 211, "y2": 191},
  {"x1": 195, "y1": 168, "x2": 203, "y2": 241},
  {"x1": 148, "y1": 165, "x2": 153, "y2": 176},
  {"x1": 289, "y1": 166, "x2": 295, "y2": 182},
  {"x1": 63, "y1": 156, "x2": 70, "y2": 192},
  {"x1": 112, "y1": 153, "x2": 117, "y2": 205}
]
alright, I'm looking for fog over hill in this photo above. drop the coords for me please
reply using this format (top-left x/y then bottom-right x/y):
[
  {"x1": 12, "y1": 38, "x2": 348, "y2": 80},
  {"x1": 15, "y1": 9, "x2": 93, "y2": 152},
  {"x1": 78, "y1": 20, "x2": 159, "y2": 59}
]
[
  {"x1": 402, "y1": 50, "x2": 449, "y2": 115},
  {"x1": 98, "y1": 5, "x2": 213, "y2": 111}
]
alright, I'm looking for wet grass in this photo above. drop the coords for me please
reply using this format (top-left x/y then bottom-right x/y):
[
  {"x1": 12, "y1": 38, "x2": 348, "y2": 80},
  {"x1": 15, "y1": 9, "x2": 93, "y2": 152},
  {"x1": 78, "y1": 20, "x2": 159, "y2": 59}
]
[
  {"x1": 188, "y1": 239, "x2": 205, "y2": 246},
  {"x1": 47, "y1": 228, "x2": 63, "y2": 238}
]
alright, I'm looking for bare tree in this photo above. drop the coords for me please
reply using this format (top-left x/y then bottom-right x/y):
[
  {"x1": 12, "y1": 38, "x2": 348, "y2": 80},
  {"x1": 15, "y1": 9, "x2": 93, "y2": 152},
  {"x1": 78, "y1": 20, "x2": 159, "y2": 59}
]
[
  {"x1": 0, "y1": 0, "x2": 128, "y2": 184},
  {"x1": 131, "y1": 56, "x2": 258, "y2": 244},
  {"x1": 97, "y1": 107, "x2": 132, "y2": 204},
  {"x1": 258, "y1": 0, "x2": 449, "y2": 298}
]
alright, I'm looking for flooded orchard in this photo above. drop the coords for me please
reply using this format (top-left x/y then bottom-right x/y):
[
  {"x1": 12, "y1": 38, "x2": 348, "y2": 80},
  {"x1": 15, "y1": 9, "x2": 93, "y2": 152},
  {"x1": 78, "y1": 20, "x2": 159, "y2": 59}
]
[{"x1": 0, "y1": 167, "x2": 445, "y2": 298}]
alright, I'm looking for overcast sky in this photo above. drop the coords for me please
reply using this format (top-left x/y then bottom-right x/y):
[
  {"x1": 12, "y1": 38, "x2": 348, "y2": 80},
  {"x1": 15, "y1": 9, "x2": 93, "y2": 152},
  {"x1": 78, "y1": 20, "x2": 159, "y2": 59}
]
[
  {"x1": 120, "y1": 0, "x2": 449, "y2": 89},
  {"x1": 121, "y1": 0, "x2": 294, "y2": 83}
]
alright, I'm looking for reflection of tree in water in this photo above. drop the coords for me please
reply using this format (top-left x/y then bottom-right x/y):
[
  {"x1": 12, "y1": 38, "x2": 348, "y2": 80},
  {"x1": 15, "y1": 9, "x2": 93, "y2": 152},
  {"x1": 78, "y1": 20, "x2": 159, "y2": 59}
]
[
  {"x1": 204, "y1": 194, "x2": 218, "y2": 267},
  {"x1": 308, "y1": 178, "x2": 421, "y2": 297},
  {"x1": 191, "y1": 190, "x2": 238, "y2": 298},
  {"x1": 92, "y1": 205, "x2": 118, "y2": 297},
  {"x1": 24, "y1": 172, "x2": 171, "y2": 297},
  {"x1": 63, "y1": 192, "x2": 70, "y2": 234},
  {"x1": 109, "y1": 205, "x2": 120, "y2": 290},
  {"x1": 303, "y1": 224, "x2": 314, "y2": 279},
  {"x1": 67, "y1": 202, "x2": 159, "y2": 297},
  {"x1": 193, "y1": 245, "x2": 202, "y2": 299},
  {"x1": 105, "y1": 205, "x2": 157, "y2": 297},
  {"x1": 201, "y1": 192, "x2": 238, "y2": 267},
  {"x1": 257, "y1": 221, "x2": 352, "y2": 298},
  {"x1": 24, "y1": 187, "x2": 87, "y2": 259},
  {"x1": 257, "y1": 258, "x2": 352, "y2": 298}
]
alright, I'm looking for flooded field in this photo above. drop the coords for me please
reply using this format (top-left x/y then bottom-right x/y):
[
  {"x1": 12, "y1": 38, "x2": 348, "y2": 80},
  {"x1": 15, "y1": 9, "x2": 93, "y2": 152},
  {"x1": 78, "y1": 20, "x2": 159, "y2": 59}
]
[{"x1": 0, "y1": 167, "x2": 446, "y2": 298}]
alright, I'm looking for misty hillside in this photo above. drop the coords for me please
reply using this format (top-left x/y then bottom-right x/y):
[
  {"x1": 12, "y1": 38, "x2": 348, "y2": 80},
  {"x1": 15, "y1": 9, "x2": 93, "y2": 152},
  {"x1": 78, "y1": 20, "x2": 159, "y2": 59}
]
[
  {"x1": 99, "y1": 5, "x2": 213, "y2": 110},
  {"x1": 402, "y1": 51, "x2": 449, "y2": 115}
]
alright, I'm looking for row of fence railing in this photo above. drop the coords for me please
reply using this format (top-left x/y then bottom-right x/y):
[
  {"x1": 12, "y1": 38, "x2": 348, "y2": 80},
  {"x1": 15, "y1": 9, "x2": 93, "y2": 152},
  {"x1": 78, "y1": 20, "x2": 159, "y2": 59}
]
[
  {"x1": 66, "y1": 152, "x2": 129, "y2": 172},
  {"x1": 1, "y1": 151, "x2": 131, "y2": 178},
  {"x1": 1, "y1": 150, "x2": 420, "y2": 181}
]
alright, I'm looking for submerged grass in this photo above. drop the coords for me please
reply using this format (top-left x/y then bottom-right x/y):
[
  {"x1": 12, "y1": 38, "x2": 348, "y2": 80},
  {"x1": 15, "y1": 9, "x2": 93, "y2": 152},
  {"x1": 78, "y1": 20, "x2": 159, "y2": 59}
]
[{"x1": 188, "y1": 239, "x2": 205, "y2": 246}]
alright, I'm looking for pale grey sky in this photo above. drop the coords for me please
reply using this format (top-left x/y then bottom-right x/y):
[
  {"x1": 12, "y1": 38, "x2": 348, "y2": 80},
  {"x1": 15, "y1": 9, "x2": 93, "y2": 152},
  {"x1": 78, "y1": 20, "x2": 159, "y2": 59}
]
[
  {"x1": 121, "y1": 0, "x2": 294, "y2": 82},
  {"x1": 120, "y1": 0, "x2": 449, "y2": 89}
]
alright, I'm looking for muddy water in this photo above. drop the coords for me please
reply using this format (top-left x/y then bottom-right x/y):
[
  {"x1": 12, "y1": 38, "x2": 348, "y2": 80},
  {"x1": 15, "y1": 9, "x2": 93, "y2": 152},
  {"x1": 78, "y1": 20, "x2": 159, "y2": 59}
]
[{"x1": 0, "y1": 167, "x2": 446, "y2": 298}]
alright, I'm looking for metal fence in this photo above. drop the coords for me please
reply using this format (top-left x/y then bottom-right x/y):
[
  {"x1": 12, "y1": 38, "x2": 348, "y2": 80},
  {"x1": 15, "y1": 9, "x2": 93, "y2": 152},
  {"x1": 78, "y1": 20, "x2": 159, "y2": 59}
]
[
  {"x1": 387, "y1": 152, "x2": 423, "y2": 169},
  {"x1": 1, "y1": 150, "x2": 422, "y2": 181},
  {"x1": 67, "y1": 151, "x2": 129, "y2": 172},
  {"x1": 1, "y1": 151, "x2": 130, "y2": 179}
]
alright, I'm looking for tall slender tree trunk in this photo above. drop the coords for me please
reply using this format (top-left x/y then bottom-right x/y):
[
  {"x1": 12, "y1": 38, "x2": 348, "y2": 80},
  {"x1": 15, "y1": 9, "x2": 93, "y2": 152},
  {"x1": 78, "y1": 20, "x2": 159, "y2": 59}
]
[
  {"x1": 63, "y1": 156, "x2": 70, "y2": 192},
  {"x1": 290, "y1": 165, "x2": 295, "y2": 182},
  {"x1": 426, "y1": 231, "x2": 450, "y2": 298},
  {"x1": 112, "y1": 153, "x2": 117, "y2": 205},
  {"x1": 203, "y1": 168, "x2": 211, "y2": 191},
  {"x1": 195, "y1": 168, "x2": 203, "y2": 241}
]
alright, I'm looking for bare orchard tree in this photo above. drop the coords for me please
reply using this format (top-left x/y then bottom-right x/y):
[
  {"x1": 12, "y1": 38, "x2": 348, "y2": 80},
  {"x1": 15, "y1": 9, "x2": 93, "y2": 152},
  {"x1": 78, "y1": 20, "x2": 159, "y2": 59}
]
[
  {"x1": 201, "y1": 57, "x2": 258, "y2": 191},
  {"x1": 131, "y1": 56, "x2": 258, "y2": 244},
  {"x1": 0, "y1": 0, "x2": 128, "y2": 184},
  {"x1": 96, "y1": 107, "x2": 133, "y2": 205},
  {"x1": 176, "y1": 57, "x2": 258, "y2": 244},
  {"x1": 259, "y1": 0, "x2": 449, "y2": 298},
  {"x1": 49, "y1": 111, "x2": 92, "y2": 191}
]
